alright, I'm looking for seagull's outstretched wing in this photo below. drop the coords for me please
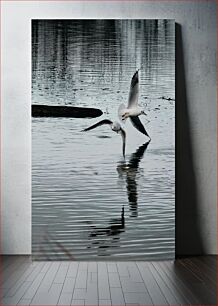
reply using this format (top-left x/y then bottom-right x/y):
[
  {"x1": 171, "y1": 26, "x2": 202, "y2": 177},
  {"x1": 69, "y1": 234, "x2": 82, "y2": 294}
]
[
  {"x1": 83, "y1": 119, "x2": 126, "y2": 158},
  {"x1": 128, "y1": 70, "x2": 139, "y2": 109},
  {"x1": 130, "y1": 116, "x2": 150, "y2": 138},
  {"x1": 82, "y1": 119, "x2": 112, "y2": 131},
  {"x1": 119, "y1": 128, "x2": 126, "y2": 158}
]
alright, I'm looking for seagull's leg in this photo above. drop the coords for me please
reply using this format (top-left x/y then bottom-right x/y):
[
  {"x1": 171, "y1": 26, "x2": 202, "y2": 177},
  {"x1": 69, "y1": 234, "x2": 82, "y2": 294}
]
[
  {"x1": 121, "y1": 113, "x2": 126, "y2": 119},
  {"x1": 122, "y1": 112, "x2": 130, "y2": 120}
]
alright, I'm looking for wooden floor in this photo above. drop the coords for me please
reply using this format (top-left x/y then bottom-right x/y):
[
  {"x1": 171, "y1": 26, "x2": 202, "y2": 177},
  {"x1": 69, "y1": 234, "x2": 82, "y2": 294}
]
[{"x1": 0, "y1": 256, "x2": 217, "y2": 305}]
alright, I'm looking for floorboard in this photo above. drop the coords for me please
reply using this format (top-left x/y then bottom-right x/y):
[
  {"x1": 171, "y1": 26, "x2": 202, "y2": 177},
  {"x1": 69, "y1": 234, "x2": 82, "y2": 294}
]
[{"x1": 0, "y1": 256, "x2": 216, "y2": 305}]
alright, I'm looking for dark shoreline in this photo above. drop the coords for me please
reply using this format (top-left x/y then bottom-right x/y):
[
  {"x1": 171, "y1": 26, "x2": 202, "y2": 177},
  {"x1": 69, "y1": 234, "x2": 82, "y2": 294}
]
[{"x1": 32, "y1": 105, "x2": 103, "y2": 118}]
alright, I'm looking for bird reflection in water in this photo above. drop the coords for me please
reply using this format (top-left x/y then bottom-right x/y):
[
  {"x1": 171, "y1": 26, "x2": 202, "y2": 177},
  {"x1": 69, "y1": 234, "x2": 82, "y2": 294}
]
[
  {"x1": 117, "y1": 141, "x2": 150, "y2": 217},
  {"x1": 87, "y1": 206, "x2": 125, "y2": 255}
]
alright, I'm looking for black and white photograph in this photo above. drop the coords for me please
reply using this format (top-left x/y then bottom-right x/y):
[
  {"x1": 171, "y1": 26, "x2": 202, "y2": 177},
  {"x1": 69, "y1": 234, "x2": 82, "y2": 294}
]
[{"x1": 32, "y1": 19, "x2": 175, "y2": 261}]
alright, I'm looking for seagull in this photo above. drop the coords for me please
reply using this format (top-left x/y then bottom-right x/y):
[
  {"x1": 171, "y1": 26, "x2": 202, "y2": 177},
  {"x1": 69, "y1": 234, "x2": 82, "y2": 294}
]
[
  {"x1": 118, "y1": 70, "x2": 151, "y2": 140},
  {"x1": 82, "y1": 119, "x2": 126, "y2": 158}
]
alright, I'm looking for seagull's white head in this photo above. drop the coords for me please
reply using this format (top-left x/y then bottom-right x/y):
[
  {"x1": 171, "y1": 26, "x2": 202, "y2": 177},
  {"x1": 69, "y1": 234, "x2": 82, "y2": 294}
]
[{"x1": 111, "y1": 121, "x2": 121, "y2": 132}]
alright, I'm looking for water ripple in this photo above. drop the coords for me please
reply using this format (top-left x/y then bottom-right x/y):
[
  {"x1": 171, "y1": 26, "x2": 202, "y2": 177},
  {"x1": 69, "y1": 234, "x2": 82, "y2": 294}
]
[{"x1": 32, "y1": 20, "x2": 175, "y2": 260}]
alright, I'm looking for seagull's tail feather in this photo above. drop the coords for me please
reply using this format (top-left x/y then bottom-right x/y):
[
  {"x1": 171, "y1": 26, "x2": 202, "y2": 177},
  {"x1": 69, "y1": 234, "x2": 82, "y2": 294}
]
[{"x1": 118, "y1": 103, "x2": 127, "y2": 123}]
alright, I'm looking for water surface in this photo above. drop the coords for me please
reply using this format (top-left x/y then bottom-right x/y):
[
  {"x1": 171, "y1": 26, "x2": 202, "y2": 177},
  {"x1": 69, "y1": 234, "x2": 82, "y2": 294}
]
[{"x1": 32, "y1": 20, "x2": 175, "y2": 260}]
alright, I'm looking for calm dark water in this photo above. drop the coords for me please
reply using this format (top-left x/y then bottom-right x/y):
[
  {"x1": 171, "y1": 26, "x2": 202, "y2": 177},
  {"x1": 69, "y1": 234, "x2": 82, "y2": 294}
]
[{"x1": 32, "y1": 20, "x2": 175, "y2": 260}]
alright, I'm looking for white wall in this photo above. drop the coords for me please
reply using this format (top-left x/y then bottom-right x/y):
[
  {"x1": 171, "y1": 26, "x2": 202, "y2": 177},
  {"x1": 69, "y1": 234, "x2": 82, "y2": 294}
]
[{"x1": 1, "y1": 1, "x2": 217, "y2": 255}]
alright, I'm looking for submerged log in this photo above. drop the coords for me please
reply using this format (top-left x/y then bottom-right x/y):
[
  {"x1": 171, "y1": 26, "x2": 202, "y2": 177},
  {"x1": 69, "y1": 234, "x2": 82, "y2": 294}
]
[{"x1": 32, "y1": 104, "x2": 103, "y2": 118}]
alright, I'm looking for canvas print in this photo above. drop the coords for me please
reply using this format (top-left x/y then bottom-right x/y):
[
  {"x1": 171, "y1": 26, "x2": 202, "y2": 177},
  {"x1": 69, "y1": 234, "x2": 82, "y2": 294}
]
[{"x1": 32, "y1": 20, "x2": 175, "y2": 260}]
